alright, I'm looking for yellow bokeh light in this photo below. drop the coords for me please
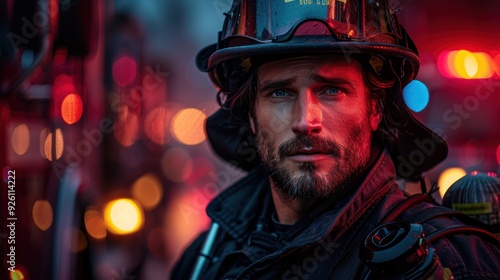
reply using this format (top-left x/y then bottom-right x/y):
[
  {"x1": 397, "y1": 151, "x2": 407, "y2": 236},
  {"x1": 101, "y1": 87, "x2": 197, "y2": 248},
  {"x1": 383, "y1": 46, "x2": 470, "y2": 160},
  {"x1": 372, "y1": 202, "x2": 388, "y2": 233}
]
[
  {"x1": 43, "y1": 128, "x2": 64, "y2": 161},
  {"x1": 472, "y1": 52, "x2": 494, "y2": 79},
  {"x1": 32, "y1": 200, "x2": 53, "y2": 231},
  {"x1": 453, "y1": 50, "x2": 474, "y2": 79},
  {"x1": 11, "y1": 124, "x2": 30, "y2": 156},
  {"x1": 104, "y1": 198, "x2": 144, "y2": 235},
  {"x1": 438, "y1": 167, "x2": 467, "y2": 198},
  {"x1": 463, "y1": 52, "x2": 478, "y2": 78},
  {"x1": 131, "y1": 174, "x2": 164, "y2": 210},
  {"x1": 171, "y1": 108, "x2": 207, "y2": 145},
  {"x1": 84, "y1": 207, "x2": 107, "y2": 240},
  {"x1": 61, "y1": 93, "x2": 83, "y2": 125}
]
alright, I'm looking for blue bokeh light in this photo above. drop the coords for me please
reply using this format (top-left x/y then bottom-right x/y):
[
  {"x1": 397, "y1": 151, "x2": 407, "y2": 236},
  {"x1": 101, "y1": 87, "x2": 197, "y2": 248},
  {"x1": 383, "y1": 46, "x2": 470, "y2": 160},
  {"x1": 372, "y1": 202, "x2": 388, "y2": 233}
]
[{"x1": 403, "y1": 80, "x2": 430, "y2": 112}]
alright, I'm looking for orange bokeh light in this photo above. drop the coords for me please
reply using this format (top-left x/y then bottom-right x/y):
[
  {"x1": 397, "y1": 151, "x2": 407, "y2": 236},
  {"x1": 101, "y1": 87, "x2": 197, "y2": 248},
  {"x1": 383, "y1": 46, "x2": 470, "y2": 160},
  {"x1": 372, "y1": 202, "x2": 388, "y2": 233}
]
[
  {"x1": 61, "y1": 93, "x2": 83, "y2": 125},
  {"x1": 144, "y1": 106, "x2": 171, "y2": 145},
  {"x1": 32, "y1": 200, "x2": 53, "y2": 231},
  {"x1": 43, "y1": 128, "x2": 64, "y2": 161},
  {"x1": 84, "y1": 207, "x2": 107, "y2": 240},
  {"x1": 114, "y1": 106, "x2": 139, "y2": 147},
  {"x1": 131, "y1": 174, "x2": 164, "y2": 210},
  {"x1": 11, "y1": 124, "x2": 30, "y2": 156},
  {"x1": 171, "y1": 108, "x2": 207, "y2": 145}
]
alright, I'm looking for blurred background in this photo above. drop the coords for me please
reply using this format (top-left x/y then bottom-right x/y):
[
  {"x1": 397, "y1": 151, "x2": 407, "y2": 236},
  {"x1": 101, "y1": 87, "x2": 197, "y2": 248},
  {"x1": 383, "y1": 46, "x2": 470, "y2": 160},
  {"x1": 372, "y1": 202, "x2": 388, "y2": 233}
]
[{"x1": 1, "y1": 0, "x2": 500, "y2": 279}]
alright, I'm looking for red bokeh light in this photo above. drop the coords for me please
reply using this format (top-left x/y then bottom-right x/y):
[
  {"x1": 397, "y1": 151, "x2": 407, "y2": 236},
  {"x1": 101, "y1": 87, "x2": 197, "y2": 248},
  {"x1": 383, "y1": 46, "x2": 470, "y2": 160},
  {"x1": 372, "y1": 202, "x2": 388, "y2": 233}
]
[{"x1": 112, "y1": 54, "x2": 137, "y2": 87}]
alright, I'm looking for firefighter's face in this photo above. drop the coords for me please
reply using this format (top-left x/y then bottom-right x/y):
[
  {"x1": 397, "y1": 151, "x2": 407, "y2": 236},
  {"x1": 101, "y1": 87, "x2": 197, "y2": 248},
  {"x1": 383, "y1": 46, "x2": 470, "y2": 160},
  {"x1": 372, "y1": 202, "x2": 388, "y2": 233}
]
[{"x1": 250, "y1": 55, "x2": 382, "y2": 199}]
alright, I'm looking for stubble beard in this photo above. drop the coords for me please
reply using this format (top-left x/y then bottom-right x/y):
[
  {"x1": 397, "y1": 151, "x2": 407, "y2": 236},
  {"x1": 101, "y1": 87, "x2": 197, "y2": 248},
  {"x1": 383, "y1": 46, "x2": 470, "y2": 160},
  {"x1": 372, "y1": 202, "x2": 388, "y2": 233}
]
[{"x1": 257, "y1": 124, "x2": 373, "y2": 200}]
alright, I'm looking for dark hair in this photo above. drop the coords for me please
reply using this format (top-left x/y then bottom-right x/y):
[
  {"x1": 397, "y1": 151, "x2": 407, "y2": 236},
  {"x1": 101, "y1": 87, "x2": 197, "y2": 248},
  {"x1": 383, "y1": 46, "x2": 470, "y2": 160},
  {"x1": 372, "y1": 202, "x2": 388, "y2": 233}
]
[{"x1": 220, "y1": 56, "x2": 404, "y2": 149}]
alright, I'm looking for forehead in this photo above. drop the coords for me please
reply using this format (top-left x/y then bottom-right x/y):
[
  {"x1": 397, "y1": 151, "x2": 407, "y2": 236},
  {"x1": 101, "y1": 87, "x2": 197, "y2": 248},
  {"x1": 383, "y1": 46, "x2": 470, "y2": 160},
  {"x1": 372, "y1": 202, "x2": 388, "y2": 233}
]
[{"x1": 256, "y1": 55, "x2": 363, "y2": 80}]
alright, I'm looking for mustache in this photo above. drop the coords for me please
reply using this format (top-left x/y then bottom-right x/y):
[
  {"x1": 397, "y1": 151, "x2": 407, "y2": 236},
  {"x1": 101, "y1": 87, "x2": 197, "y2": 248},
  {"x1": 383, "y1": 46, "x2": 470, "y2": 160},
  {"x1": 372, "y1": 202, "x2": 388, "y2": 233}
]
[{"x1": 278, "y1": 135, "x2": 341, "y2": 158}]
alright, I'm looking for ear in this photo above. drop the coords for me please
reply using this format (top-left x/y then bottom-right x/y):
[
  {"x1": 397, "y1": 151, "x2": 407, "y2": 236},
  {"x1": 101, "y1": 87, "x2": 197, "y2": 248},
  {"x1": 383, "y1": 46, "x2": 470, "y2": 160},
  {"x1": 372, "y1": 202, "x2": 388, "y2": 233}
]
[{"x1": 369, "y1": 99, "x2": 382, "y2": 132}]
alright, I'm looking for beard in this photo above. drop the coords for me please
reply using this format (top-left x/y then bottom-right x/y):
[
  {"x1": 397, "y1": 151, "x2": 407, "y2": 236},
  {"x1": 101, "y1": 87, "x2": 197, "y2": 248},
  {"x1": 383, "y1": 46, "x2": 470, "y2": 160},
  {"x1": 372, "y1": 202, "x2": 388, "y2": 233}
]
[{"x1": 256, "y1": 123, "x2": 373, "y2": 200}]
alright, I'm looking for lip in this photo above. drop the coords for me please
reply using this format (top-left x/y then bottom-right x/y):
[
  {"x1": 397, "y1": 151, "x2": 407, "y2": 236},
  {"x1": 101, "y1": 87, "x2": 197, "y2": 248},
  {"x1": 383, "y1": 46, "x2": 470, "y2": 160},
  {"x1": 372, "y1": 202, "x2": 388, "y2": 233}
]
[{"x1": 287, "y1": 153, "x2": 332, "y2": 162}]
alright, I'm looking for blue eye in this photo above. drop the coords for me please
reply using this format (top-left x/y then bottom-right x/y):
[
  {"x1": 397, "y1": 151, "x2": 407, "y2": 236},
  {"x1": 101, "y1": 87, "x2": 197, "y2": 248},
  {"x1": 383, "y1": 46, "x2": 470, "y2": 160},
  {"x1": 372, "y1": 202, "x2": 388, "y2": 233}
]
[
  {"x1": 324, "y1": 87, "x2": 341, "y2": 96},
  {"x1": 270, "y1": 90, "x2": 290, "y2": 97}
]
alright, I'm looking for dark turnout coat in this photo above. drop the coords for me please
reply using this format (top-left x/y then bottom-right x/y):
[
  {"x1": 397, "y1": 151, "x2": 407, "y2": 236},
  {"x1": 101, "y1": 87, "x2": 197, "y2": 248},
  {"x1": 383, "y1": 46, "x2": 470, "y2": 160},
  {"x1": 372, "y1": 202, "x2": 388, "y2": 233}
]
[{"x1": 172, "y1": 151, "x2": 500, "y2": 279}]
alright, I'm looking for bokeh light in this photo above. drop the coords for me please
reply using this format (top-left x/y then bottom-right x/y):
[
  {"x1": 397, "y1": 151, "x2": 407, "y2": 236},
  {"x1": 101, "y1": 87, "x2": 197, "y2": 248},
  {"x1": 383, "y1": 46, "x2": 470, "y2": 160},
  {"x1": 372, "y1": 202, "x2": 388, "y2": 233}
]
[
  {"x1": 493, "y1": 53, "x2": 500, "y2": 77},
  {"x1": 53, "y1": 48, "x2": 68, "y2": 65},
  {"x1": 144, "y1": 105, "x2": 170, "y2": 145},
  {"x1": 496, "y1": 144, "x2": 500, "y2": 165},
  {"x1": 403, "y1": 80, "x2": 429, "y2": 112},
  {"x1": 84, "y1": 207, "x2": 107, "y2": 240},
  {"x1": 53, "y1": 74, "x2": 77, "y2": 119},
  {"x1": 53, "y1": 74, "x2": 76, "y2": 96},
  {"x1": 161, "y1": 147, "x2": 193, "y2": 182},
  {"x1": 11, "y1": 124, "x2": 30, "y2": 156},
  {"x1": 112, "y1": 54, "x2": 137, "y2": 87},
  {"x1": 32, "y1": 200, "x2": 53, "y2": 231},
  {"x1": 68, "y1": 227, "x2": 88, "y2": 253},
  {"x1": 131, "y1": 174, "x2": 164, "y2": 210},
  {"x1": 458, "y1": 50, "x2": 478, "y2": 78},
  {"x1": 61, "y1": 93, "x2": 83, "y2": 125},
  {"x1": 438, "y1": 167, "x2": 467, "y2": 198},
  {"x1": 43, "y1": 128, "x2": 64, "y2": 161},
  {"x1": 9, "y1": 268, "x2": 25, "y2": 280},
  {"x1": 104, "y1": 198, "x2": 144, "y2": 235},
  {"x1": 39, "y1": 128, "x2": 49, "y2": 159},
  {"x1": 472, "y1": 52, "x2": 495, "y2": 78},
  {"x1": 114, "y1": 106, "x2": 139, "y2": 147},
  {"x1": 171, "y1": 108, "x2": 207, "y2": 145},
  {"x1": 438, "y1": 50, "x2": 495, "y2": 79}
]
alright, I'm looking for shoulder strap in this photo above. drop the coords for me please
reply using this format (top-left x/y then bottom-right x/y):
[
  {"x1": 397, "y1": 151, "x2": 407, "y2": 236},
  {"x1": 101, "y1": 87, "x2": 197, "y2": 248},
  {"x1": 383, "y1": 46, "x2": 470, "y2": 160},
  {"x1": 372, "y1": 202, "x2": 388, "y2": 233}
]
[
  {"x1": 378, "y1": 194, "x2": 500, "y2": 248},
  {"x1": 399, "y1": 205, "x2": 485, "y2": 227},
  {"x1": 379, "y1": 193, "x2": 434, "y2": 224}
]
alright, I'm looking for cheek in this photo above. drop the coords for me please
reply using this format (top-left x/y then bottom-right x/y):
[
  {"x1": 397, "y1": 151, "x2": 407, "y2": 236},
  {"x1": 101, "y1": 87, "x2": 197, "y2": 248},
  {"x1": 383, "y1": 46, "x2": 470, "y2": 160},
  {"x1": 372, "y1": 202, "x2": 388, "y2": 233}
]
[
  {"x1": 256, "y1": 104, "x2": 292, "y2": 134},
  {"x1": 323, "y1": 110, "x2": 368, "y2": 141}
]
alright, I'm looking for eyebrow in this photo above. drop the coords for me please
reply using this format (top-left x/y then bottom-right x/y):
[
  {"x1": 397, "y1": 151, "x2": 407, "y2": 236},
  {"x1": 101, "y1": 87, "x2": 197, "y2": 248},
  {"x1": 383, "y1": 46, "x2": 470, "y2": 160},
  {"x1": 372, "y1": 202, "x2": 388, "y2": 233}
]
[
  {"x1": 310, "y1": 73, "x2": 355, "y2": 86},
  {"x1": 257, "y1": 77, "x2": 296, "y2": 93}
]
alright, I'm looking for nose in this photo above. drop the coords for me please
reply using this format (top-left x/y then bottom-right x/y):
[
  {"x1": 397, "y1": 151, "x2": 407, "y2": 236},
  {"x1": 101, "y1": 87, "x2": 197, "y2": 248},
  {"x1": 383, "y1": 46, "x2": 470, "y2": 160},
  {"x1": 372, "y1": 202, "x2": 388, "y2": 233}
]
[{"x1": 291, "y1": 91, "x2": 322, "y2": 135}]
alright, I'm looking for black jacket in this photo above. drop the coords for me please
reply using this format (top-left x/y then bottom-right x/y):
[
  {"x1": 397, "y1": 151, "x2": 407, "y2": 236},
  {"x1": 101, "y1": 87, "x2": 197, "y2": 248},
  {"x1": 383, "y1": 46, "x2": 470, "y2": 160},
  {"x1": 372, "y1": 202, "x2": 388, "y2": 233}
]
[{"x1": 172, "y1": 150, "x2": 500, "y2": 279}]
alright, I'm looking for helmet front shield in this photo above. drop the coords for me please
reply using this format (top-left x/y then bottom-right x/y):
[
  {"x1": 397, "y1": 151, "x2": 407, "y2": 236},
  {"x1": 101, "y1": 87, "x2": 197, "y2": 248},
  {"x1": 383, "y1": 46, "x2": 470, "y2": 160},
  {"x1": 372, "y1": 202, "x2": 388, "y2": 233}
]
[{"x1": 222, "y1": 0, "x2": 402, "y2": 44}]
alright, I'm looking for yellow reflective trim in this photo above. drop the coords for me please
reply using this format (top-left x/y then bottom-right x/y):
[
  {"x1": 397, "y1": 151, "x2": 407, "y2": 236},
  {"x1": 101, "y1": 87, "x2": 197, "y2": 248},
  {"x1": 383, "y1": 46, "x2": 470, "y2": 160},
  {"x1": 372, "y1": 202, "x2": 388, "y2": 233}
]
[{"x1": 452, "y1": 202, "x2": 493, "y2": 214}]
